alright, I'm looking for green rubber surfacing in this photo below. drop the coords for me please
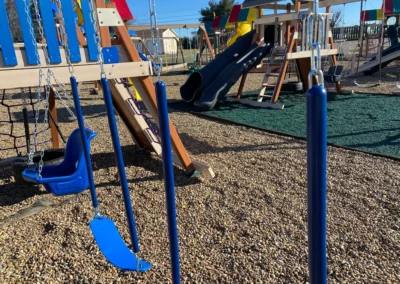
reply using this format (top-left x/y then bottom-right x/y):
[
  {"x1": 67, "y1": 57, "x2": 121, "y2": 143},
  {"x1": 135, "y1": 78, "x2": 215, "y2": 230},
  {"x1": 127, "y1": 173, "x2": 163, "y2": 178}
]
[{"x1": 172, "y1": 92, "x2": 400, "y2": 158}]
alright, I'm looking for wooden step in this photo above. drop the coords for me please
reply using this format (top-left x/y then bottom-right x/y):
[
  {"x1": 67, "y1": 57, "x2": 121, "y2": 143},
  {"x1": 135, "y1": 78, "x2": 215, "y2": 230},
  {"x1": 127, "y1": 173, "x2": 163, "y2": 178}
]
[
  {"x1": 259, "y1": 94, "x2": 273, "y2": 98},
  {"x1": 266, "y1": 73, "x2": 280, "y2": 77},
  {"x1": 262, "y1": 83, "x2": 276, "y2": 87}
]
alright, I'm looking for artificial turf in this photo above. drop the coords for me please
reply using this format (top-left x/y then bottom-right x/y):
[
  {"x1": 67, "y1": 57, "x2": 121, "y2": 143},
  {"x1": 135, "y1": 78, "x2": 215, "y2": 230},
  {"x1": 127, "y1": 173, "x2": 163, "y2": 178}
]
[{"x1": 171, "y1": 92, "x2": 400, "y2": 158}]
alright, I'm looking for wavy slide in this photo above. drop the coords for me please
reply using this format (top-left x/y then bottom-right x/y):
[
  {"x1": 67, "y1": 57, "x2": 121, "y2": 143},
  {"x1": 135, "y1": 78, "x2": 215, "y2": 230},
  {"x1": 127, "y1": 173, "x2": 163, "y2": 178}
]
[{"x1": 180, "y1": 30, "x2": 271, "y2": 110}]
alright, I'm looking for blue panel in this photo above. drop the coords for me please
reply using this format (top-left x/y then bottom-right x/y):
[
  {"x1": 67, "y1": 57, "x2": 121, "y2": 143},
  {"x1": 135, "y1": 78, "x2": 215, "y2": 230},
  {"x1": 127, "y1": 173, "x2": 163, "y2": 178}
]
[
  {"x1": 15, "y1": 0, "x2": 40, "y2": 65},
  {"x1": 0, "y1": 0, "x2": 18, "y2": 66},
  {"x1": 102, "y1": 47, "x2": 120, "y2": 64},
  {"x1": 60, "y1": 0, "x2": 81, "y2": 63},
  {"x1": 80, "y1": 0, "x2": 98, "y2": 61},
  {"x1": 38, "y1": 0, "x2": 61, "y2": 64}
]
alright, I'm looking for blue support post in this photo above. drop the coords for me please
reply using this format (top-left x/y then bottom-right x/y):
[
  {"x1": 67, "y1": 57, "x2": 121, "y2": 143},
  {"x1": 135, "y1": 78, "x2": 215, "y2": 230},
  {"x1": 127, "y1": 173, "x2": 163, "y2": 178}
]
[
  {"x1": 38, "y1": 0, "x2": 62, "y2": 64},
  {"x1": 0, "y1": 0, "x2": 18, "y2": 66},
  {"x1": 155, "y1": 81, "x2": 181, "y2": 284},
  {"x1": 15, "y1": 0, "x2": 40, "y2": 65},
  {"x1": 100, "y1": 77, "x2": 140, "y2": 253},
  {"x1": 70, "y1": 76, "x2": 98, "y2": 209},
  {"x1": 306, "y1": 84, "x2": 328, "y2": 284}
]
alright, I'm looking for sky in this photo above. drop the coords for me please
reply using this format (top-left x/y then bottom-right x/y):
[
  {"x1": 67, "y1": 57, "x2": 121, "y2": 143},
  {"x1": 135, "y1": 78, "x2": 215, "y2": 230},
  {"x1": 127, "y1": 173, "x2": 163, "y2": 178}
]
[{"x1": 127, "y1": 0, "x2": 383, "y2": 37}]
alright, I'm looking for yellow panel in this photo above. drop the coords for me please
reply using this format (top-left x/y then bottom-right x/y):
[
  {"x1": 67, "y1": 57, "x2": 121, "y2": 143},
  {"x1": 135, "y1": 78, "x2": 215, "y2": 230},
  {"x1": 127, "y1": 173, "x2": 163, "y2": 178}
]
[{"x1": 377, "y1": 9, "x2": 384, "y2": 20}]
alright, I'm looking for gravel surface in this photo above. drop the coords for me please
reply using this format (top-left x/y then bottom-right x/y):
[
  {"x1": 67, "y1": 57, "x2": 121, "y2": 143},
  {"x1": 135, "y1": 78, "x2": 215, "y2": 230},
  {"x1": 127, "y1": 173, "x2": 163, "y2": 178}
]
[{"x1": 0, "y1": 71, "x2": 399, "y2": 283}]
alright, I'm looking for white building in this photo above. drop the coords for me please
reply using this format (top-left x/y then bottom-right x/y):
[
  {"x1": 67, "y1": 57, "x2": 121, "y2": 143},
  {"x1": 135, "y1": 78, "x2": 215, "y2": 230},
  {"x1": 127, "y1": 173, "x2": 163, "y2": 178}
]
[{"x1": 136, "y1": 28, "x2": 179, "y2": 55}]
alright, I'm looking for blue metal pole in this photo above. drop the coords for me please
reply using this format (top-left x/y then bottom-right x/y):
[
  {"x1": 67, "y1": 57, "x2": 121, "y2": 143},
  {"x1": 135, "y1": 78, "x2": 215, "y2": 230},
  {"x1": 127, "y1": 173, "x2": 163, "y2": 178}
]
[
  {"x1": 306, "y1": 84, "x2": 328, "y2": 284},
  {"x1": 100, "y1": 78, "x2": 140, "y2": 253},
  {"x1": 155, "y1": 81, "x2": 181, "y2": 284},
  {"x1": 70, "y1": 76, "x2": 98, "y2": 209}
]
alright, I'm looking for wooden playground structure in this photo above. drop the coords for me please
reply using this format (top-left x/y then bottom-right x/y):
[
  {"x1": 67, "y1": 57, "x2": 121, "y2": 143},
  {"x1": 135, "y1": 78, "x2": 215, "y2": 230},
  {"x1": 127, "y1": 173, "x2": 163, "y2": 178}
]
[
  {"x1": 0, "y1": 0, "x2": 214, "y2": 178},
  {"x1": 223, "y1": 0, "x2": 365, "y2": 109}
]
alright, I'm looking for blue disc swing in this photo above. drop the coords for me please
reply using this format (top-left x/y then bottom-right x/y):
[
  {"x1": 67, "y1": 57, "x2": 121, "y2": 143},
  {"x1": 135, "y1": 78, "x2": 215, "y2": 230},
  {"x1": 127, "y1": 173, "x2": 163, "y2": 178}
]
[{"x1": 20, "y1": 0, "x2": 97, "y2": 196}]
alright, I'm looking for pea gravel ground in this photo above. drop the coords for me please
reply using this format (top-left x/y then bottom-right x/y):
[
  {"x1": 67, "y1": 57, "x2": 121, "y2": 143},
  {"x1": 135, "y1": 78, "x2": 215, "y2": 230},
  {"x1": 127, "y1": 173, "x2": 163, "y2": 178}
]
[{"x1": 0, "y1": 71, "x2": 399, "y2": 283}]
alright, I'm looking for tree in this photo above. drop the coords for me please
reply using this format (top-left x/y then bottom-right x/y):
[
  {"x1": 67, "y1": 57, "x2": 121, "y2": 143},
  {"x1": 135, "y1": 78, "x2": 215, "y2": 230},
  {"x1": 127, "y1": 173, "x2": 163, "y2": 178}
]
[
  {"x1": 199, "y1": 0, "x2": 235, "y2": 23},
  {"x1": 330, "y1": 10, "x2": 343, "y2": 28}
]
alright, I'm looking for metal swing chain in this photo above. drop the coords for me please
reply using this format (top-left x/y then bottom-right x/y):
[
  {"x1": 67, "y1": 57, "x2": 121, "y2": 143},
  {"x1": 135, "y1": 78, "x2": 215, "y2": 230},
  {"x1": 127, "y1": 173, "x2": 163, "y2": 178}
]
[
  {"x1": 149, "y1": 0, "x2": 162, "y2": 80},
  {"x1": 22, "y1": 0, "x2": 45, "y2": 166},
  {"x1": 30, "y1": 0, "x2": 52, "y2": 176},
  {"x1": 53, "y1": 0, "x2": 93, "y2": 130},
  {"x1": 307, "y1": 0, "x2": 325, "y2": 87}
]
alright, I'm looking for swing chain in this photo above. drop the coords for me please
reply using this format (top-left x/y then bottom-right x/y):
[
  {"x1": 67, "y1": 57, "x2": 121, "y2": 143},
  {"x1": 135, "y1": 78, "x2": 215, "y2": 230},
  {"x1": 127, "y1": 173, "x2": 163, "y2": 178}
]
[
  {"x1": 23, "y1": 0, "x2": 43, "y2": 165},
  {"x1": 88, "y1": 0, "x2": 106, "y2": 77},
  {"x1": 307, "y1": 0, "x2": 325, "y2": 87},
  {"x1": 149, "y1": 0, "x2": 162, "y2": 79}
]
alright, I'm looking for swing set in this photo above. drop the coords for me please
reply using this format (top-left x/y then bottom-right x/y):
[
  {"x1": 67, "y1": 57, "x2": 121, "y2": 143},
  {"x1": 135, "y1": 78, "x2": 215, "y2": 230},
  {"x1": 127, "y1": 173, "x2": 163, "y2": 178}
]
[{"x1": 0, "y1": 0, "x2": 213, "y2": 277}]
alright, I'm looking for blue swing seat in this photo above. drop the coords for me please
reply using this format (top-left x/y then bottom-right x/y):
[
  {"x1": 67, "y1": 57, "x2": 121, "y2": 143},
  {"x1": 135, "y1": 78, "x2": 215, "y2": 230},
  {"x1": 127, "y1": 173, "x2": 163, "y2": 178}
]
[{"x1": 22, "y1": 128, "x2": 97, "y2": 196}]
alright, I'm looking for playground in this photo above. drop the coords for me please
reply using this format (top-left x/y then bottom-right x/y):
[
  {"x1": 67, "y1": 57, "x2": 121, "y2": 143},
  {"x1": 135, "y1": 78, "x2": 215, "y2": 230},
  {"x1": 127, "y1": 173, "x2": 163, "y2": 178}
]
[
  {"x1": 0, "y1": 0, "x2": 399, "y2": 283},
  {"x1": 0, "y1": 72, "x2": 399, "y2": 282}
]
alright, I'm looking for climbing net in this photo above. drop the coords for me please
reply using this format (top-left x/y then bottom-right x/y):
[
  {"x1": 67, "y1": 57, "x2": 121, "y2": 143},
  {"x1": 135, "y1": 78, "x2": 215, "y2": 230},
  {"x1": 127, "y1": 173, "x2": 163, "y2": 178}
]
[{"x1": 0, "y1": 88, "x2": 51, "y2": 160}]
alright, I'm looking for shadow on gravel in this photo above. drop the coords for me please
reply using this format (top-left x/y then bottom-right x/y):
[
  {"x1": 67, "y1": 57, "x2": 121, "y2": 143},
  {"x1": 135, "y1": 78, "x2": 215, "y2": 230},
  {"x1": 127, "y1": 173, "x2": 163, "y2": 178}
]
[
  {"x1": 90, "y1": 145, "x2": 202, "y2": 189},
  {"x1": 177, "y1": 133, "x2": 304, "y2": 155},
  {"x1": 0, "y1": 165, "x2": 46, "y2": 207}
]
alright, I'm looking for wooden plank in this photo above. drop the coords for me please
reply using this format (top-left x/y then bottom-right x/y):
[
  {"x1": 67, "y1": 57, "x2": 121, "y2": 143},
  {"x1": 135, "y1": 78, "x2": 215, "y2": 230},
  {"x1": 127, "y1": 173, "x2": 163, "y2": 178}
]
[
  {"x1": 255, "y1": 12, "x2": 299, "y2": 25},
  {"x1": 296, "y1": 57, "x2": 312, "y2": 90},
  {"x1": 0, "y1": 45, "x2": 136, "y2": 70},
  {"x1": 48, "y1": 89, "x2": 60, "y2": 148},
  {"x1": 80, "y1": 0, "x2": 98, "y2": 61},
  {"x1": 128, "y1": 24, "x2": 204, "y2": 31},
  {"x1": 15, "y1": 0, "x2": 40, "y2": 65},
  {"x1": 76, "y1": 24, "x2": 87, "y2": 45},
  {"x1": 113, "y1": 23, "x2": 197, "y2": 173},
  {"x1": 286, "y1": 49, "x2": 338, "y2": 59},
  {"x1": 0, "y1": 0, "x2": 18, "y2": 66},
  {"x1": 38, "y1": 0, "x2": 62, "y2": 64},
  {"x1": 60, "y1": 0, "x2": 81, "y2": 62},
  {"x1": 0, "y1": 62, "x2": 152, "y2": 89},
  {"x1": 99, "y1": 0, "x2": 112, "y2": 47}
]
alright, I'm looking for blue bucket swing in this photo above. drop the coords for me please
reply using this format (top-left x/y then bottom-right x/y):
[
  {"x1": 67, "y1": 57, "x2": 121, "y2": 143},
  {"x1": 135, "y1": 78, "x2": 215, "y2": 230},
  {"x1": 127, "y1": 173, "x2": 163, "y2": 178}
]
[
  {"x1": 22, "y1": 128, "x2": 97, "y2": 196},
  {"x1": 19, "y1": 0, "x2": 97, "y2": 196}
]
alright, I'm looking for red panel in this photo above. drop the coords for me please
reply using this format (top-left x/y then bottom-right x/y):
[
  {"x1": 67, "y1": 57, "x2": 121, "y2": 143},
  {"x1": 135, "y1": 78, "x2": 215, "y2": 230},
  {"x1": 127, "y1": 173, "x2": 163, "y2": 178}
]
[
  {"x1": 211, "y1": 16, "x2": 221, "y2": 30},
  {"x1": 384, "y1": 0, "x2": 393, "y2": 14},
  {"x1": 229, "y1": 5, "x2": 242, "y2": 23},
  {"x1": 112, "y1": 0, "x2": 134, "y2": 21}
]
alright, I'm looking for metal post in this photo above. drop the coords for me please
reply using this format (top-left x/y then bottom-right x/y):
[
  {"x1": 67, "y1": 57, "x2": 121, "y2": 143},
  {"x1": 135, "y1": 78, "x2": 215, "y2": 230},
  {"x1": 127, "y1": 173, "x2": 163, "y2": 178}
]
[
  {"x1": 306, "y1": 85, "x2": 327, "y2": 284},
  {"x1": 306, "y1": 0, "x2": 327, "y2": 283},
  {"x1": 155, "y1": 81, "x2": 181, "y2": 284},
  {"x1": 70, "y1": 76, "x2": 99, "y2": 209},
  {"x1": 100, "y1": 77, "x2": 140, "y2": 253}
]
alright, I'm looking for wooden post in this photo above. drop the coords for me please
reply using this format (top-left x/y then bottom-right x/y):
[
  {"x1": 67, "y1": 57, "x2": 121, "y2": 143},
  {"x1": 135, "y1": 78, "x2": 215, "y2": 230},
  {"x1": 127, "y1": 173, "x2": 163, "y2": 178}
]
[
  {"x1": 326, "y1": 6, "x2": 342, "y2": 94},
  {"x1": 286, "y1": 3, "x2": 291, "y2": 45},
  {"x1": 49, "y1": 89, "x2": 60, "y2": 149},
  {"x1": 96, "y1": 0, "x2": 111, "y2": 47},
  {"x1": 271, "y1": 33, "x2": 296, "y2": 103}
]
